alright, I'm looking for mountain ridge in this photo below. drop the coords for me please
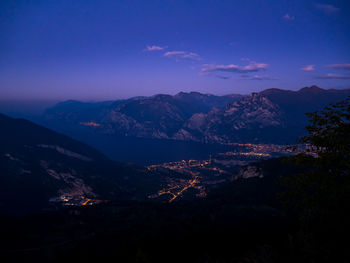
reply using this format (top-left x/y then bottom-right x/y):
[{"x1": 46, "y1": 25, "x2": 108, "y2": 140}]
[{"x1": 42, "y1": 86, "x2": 350, "y2": 145}]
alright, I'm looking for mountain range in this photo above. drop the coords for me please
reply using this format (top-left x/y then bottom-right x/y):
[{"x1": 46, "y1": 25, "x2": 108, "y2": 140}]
[{"x1": 43, "y1": 86, "x2": 350, "y2": 144}]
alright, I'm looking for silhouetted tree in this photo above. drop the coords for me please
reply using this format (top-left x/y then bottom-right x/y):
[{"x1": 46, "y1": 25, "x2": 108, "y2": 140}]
[{"x1": 282, "y1": 97, "x2": 350, "y2": 262}]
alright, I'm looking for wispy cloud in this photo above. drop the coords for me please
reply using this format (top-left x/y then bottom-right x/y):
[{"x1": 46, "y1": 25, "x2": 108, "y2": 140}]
[
  {"x1": 201, "y1": 61, "x2": 268, "y2": 74},
  {"x1": 316, "y1": 73, "x2": 350, "y2": 79},
  {"x1": 144, "y1": 45, "x2": 167, "y2": 51},
  {"x1": 327, "y1": 64, "x2": 350, "y2": 70},
  {"x1": 315, "y1": 3, "x2": 340, "y2": 15},
  {"x1": 301, "y1": 65, "x2": 315, "y2": 72},
  {"x1": 249, "y1": 75, "x2": 279, "y2": 80},
  {"x1": 164, "y1": 51, "x2": 202, "y2": 61},
  {"x1": 283, "y1": 13, "x2": 295, "y2": 20}
]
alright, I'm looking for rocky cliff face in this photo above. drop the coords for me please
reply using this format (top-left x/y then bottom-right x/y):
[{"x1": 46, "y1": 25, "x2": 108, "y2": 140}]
[{"x1": 174, "y1": 93, "x2": 284, "y2": 143}]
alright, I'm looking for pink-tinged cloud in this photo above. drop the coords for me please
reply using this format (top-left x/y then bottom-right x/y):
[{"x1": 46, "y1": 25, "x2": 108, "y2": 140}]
[
  {"x1": 316, "y1": 73, "x2": 350, "y2": 79},
  {"x1": 327, "y1": 64, "x2": 350, "y2": 70},
  {"x1": 300, "y1": 65, "x2": 315, "y2": 72},
  {"x1": 283, "y1": 14, "x2": 295, "y2": 20},
  {"x1": 164, "y1": 51, "x2": 202, "y2": 61},
  {"x1": 243, "y1": 62, "x2": 269, "y2": 71},
  {"x1": 201, "y1": 64, "x2": 240, "y2": 72},
  {"x1": 144, "y1": 45, "x2": 166, "y2": 51},
  {"x1": 201, "y1": 61, "x2": 268, "y2": 73},
  {"x1": 315, "y1": 3, "x2": 340, "y2": 15}
]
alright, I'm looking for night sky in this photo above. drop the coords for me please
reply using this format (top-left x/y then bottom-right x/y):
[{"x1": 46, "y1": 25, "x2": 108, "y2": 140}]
[{"x1": 1, "y1": 0, "x2": 350, "y2": 101}]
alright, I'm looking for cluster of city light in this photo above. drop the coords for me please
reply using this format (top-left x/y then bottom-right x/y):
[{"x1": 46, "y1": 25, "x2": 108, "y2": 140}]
[
  {"x1": 147, "y1": 143, "x2": 315, "y2": 203},
  {"x1": 54, "y1": 194, "x2": 103, "y2": 206}
]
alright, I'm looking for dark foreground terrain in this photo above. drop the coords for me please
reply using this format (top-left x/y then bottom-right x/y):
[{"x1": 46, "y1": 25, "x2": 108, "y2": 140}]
[{"x1": 1, "y1": 158, "x2": 349, "y2": 263}]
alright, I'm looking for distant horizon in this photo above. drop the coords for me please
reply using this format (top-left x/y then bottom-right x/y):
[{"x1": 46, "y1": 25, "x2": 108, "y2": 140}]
[
  {"x1": 1, "y1": 84, "x2": 349, "y2": 118},
  {"x1": 0, "y1": 84, "x2": 350, "y2": 104},
  {"x1": 0, "y1": 85, "x2": 350, "y2": 103},
  {"x1": 1, "y1": 73, "x2": 350, "y2": 102}
]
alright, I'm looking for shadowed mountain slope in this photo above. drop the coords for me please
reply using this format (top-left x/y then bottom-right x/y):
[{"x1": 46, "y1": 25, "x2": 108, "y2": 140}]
[{"x1": 0, "y1": 114, "x2": 165, "y2": 215}]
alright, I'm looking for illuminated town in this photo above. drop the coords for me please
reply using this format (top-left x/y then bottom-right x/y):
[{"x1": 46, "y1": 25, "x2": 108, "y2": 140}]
[
  {"x1": 147, "y1": 143, "x2": 301, "y2": 203},
  {"x1": 49, "y1": 143, "x2": 308, "y2": 206},
  {"x1": 50, "y1": 194, "x2": 104, "y2": 206}
]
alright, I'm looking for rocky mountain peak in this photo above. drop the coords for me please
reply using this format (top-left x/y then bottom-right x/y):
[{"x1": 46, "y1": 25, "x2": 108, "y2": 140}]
[
  {"x1": 223, "y1": 93, "x2": 283, "y2": 127},
  {"x1": 225, "y1": 92, "x2": 277, "y2": 112},
  {"x1": 299, "y1": 85, "x2": 324, "y2": 93}
]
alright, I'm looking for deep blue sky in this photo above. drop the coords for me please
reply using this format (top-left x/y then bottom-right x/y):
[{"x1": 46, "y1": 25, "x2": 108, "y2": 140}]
[{"x1": 0, "y1": 0, "x2": 350, "y2": 101}]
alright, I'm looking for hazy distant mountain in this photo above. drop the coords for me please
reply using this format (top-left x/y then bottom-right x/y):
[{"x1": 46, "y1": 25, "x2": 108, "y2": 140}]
[
  {"x1": 260, "y1": 86, "x2": 350, "y2": 126},
  {"x1": 44, "y1": 96, "x2": 149, "y2": 124},
  {"x1": 44, "y1": 100, "x2": 116, "y2": 123},
  {"x1": 0, "y1": 113, "x2": 165, "y2": 214},
  {"x1": 44, "y1": 92, "x2": 243, "y2": 139},
  {"x1": 42, "y1": 87, "x2": 350, "y2": 145}
]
